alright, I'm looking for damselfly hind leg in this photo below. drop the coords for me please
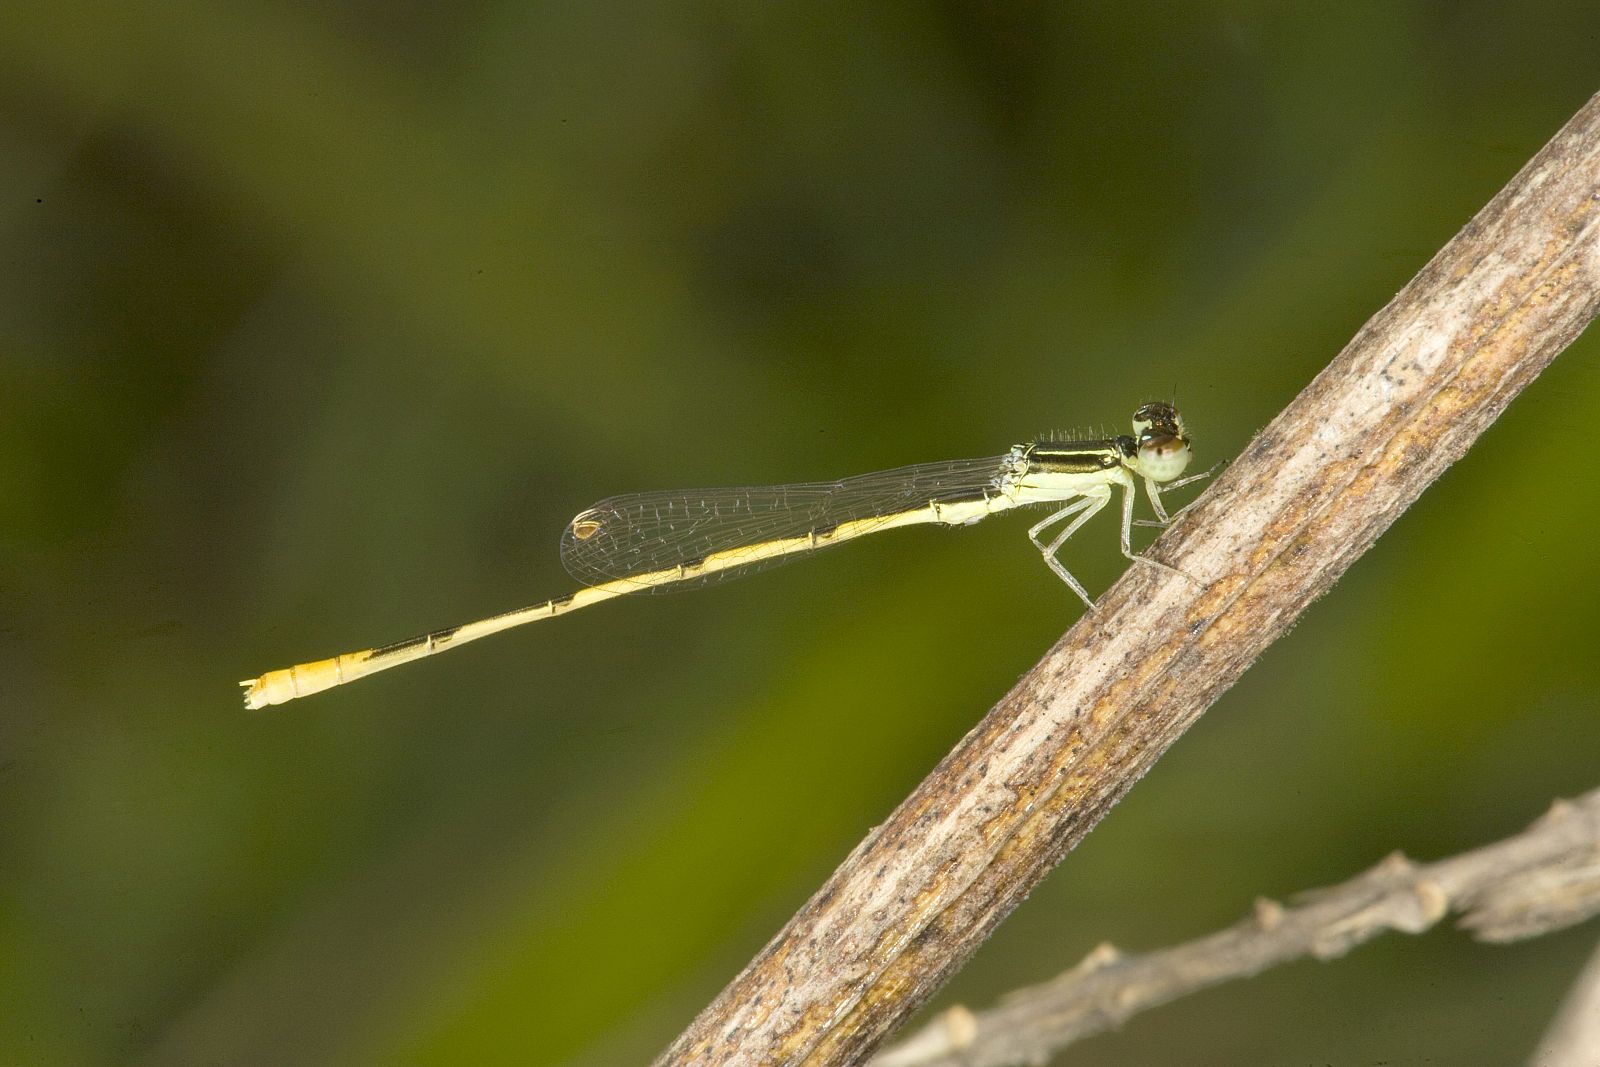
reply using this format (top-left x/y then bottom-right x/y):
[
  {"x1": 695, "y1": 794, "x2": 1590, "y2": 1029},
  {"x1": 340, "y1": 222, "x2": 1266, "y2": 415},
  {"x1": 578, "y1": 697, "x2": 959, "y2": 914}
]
[{"x1": 1027, "y1": 490, "x2": 1109, "y2": 609}]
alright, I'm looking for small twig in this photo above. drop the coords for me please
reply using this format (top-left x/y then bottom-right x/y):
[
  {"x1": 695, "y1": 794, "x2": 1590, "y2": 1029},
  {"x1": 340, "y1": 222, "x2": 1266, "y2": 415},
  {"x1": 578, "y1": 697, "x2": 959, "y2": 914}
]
[
  {"x1": 1533, "y1": 932, "x2": 1600, "y2": 1067},
  {"x1": 654, "y1": 91, "x2": 1600, "y2": 1067},
  {"x1": 871, "y1": 789, "x2": 1600, "y2": 1067}
]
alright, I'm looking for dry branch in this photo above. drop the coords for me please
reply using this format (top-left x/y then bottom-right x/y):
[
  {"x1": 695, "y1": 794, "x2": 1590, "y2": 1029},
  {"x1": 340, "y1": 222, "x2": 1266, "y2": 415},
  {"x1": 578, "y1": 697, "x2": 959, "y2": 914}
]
[
  {"x1": 871, "y1": 789, "x2": 1600, "y2": 1067},
  {"x1": 1533, "y1": 931, "x2": 1600, "y2": 1067},
  {"x1": 654, "y1": 90, "x2": 1600, "y2": 1067}
]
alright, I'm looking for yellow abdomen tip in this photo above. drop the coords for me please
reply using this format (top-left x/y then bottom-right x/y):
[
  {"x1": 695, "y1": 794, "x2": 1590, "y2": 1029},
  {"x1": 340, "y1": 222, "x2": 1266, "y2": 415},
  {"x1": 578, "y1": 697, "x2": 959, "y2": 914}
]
[
  {"x1": 239, "y1": 658, "x2": 346, "y2": 710},
  {"x1": 240, "y1": 670, "x2": 294, "y2": 710}
]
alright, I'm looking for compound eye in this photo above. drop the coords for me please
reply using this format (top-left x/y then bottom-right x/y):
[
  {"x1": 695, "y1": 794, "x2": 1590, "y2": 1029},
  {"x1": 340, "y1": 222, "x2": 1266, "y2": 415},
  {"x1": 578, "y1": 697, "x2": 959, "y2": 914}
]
[
  {"x1": 1132, "y1": 401, "x2": 1178, "y2": 436},
  {"x1": 1137, "y1": 432, "x2": 1192, "y2": 483}
]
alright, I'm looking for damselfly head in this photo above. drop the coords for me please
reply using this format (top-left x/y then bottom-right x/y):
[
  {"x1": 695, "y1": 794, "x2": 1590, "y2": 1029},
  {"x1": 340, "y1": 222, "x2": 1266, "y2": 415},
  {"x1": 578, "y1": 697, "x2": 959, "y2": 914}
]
[
  {"x1": 1132, "y1": 401, "x2": 1184, "y2": 437},
  {"x1": 1130, "y1": 402, "x2": 1192, "y2": 483}
]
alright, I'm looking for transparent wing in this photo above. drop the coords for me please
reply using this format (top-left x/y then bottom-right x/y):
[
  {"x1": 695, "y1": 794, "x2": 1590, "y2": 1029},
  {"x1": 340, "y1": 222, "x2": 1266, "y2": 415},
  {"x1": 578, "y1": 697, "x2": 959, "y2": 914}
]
[{"x1": 559, "y1": 454, "x2": 1014, "y2": 592}]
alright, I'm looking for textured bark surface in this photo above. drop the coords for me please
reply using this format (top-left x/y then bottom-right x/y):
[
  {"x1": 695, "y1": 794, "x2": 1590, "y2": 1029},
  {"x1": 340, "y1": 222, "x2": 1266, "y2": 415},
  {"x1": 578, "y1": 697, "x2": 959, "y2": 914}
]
[
  {"x1": 872, "y1": 790, "x2": 1600, "y2": 1067},
  {"x1": 654, "y1": 90, "x2": 1600, "y2": 1067}
]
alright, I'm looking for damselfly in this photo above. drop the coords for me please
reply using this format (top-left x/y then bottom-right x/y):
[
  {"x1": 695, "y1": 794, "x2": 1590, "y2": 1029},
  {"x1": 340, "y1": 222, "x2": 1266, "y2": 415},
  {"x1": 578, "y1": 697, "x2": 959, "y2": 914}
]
[{"x1": 241, "y1": 402, "x2": 1206, "y2": 708}]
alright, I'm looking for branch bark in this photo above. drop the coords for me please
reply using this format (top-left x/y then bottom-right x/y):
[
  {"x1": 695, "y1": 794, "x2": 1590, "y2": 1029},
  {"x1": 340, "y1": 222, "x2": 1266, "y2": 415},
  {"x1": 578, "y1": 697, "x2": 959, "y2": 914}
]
[
  {"x1": 654, "y1": 90, "x2": 1600, "y2": 1067},
  {"x1": 870, "y1": 788, "x2": 1600, "y2": 1067},
  {"x1": 1534, "y1": 931, "x2": 1600, "y2": 1067}
]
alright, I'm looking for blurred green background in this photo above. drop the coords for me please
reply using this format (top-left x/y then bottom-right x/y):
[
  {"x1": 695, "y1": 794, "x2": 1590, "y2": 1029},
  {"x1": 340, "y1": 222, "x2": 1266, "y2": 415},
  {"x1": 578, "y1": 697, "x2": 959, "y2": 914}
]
[{"x1": 4, "y1": 3, "x2": 1600, "y2": 1065}]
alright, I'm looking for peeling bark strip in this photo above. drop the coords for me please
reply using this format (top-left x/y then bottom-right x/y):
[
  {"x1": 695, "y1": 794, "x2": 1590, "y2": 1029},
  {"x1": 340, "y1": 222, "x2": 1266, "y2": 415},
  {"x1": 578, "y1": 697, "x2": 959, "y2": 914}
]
[{"x1": 655, "y1": 91, "x2": 1600, "y2": 1067}]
